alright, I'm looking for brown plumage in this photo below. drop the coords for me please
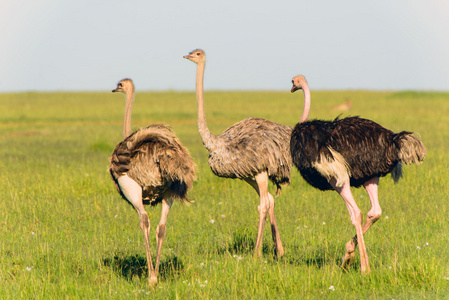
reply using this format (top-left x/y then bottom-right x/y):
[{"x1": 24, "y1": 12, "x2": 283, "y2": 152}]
[
  {"x1": 184, "y1": 49, "x2": 292, "y2": 258},
  {"x1": 108, "y1": 78, "x2": 196, "y2": 286},
  {"x1": 109, "y1": 124, "x2": 196, "y2": 205},
  {"x1": 207, "y1": 117, "x2": 291, "y2": 193},
  {"x1": 289, "y1": 75, "x2": 426, "y2": 275}
]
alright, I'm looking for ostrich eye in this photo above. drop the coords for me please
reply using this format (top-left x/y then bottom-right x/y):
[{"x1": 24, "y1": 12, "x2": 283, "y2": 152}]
[
  {"x1": 118, "y1": 83, "x2": 122, "y2": 87},
  {"x1": 196, "y1": 52, "x2": 201, "y2": 56}
]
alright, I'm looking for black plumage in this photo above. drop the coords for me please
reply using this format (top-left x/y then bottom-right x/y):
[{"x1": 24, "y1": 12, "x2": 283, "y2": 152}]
[
  {"x1": 291, "y1": 116, "x2": 423, "y2": 190},
  {"x1": 289, "y1": 75, "x2": 426, "y2": 274}
]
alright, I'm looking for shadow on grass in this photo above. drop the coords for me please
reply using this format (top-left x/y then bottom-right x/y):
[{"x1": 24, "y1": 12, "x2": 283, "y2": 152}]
[
  {"x1": 287, "y1": 254, "x2": 328, "y2": 268},
  {"x1": 286, "y1": 246, "x2": 356, "y2": 271},
  {"x1": 216, "y1": 227, "x2": 275, "y2": 257},
  {"x1": 215, "y1": 228, "x2": 349, "y2": 268},
  {"x1": 103, "y1": 252, "x2": 185, "y2": 281}
]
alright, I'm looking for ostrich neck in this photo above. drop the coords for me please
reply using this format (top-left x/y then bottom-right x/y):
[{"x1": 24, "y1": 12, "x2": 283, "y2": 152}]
[
  {"x1": 196, "y1": 61, "x2": 216, "y2": 152},
  {"x1": 300, "y1": 84, "x2": 311, "y2": 123},
  {"x1": 123, "y1": 90, "x2": 134, "y2": 138}
]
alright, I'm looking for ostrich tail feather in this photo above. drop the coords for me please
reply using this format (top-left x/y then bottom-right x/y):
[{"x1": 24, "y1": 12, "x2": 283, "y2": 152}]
[{"x1": 395, "y1": 132, "x2": 426, "y2": 165}]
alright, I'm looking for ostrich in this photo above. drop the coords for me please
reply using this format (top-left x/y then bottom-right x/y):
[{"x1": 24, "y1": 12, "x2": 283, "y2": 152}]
[
  {"x1": 183, "y1": 49, "x2": 292, "y2": 257},
  {"x1": 108, "y1": 78, "x2": 196, "y2": 285},
  {"x1": 332, "y1": 99, "x2": 352, "y2": 111},
  {"x1": 289, "y1": 75, "x2": 426, "y2": 274}
]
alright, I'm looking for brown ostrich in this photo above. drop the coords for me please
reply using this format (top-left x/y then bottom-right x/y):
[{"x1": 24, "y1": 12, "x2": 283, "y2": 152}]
[
  {"x1": 108, "y1": 78, "x2": 196, "y2": 285},
  {"x1": 289, "y1": 75, "x2": 426, "y2": 274},
  {"x1": 183, "y1": 49, "x2": 292, "y2": 257},
  {"x1": 332, "y1": 99, "x2": 352, "y2": 111}
]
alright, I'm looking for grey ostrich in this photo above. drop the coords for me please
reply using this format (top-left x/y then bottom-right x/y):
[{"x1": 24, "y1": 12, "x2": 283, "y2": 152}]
[
  {"x1": 289, "y1": 75, "x2": 426, "y2": 274},
  {"x1": 108, "y1": 78, "x2": 196, "y2": 285},
  {"x1": 184, "y1": 49, "x2": 292, "y2": 257}
]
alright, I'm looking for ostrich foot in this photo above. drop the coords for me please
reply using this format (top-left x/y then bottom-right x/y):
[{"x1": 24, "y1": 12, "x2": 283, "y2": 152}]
[
  {"x1": 275, "y1": 245, "x2": 284, "y2": 258},
  {"x1": 360, "y1": 263, "x2": 371, "y2": 275},
  {"x1": 148, "y1": 274, "x2": 158, "y2": 287},
  {"x1": 341, "y1": 251, "x2": 355, "y2": 270},
  {"x1": 341, "y1": 239, "x2": 356, "y2": 270}
]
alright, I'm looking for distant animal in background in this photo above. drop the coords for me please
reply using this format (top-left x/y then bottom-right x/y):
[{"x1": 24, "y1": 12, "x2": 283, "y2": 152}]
[
  {"x1": 289, "y1": 75, "x2": 426, "y2": 274},
  {"x1": 184, "y1": 49, "x2": 292, "y2": 258},
  {"x1": 332, "y1": 98, "x2": 352, "y2": 111},
  {"x1": 108, "y1": 78, "x2": 196, "y2": 285}
]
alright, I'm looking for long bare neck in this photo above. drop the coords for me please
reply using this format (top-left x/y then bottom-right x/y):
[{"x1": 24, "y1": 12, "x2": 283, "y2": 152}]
[
  {"x1": 123, "y1": 90, "x2": 134, "y2": 138},
  {"x1": 196, "y1": 61, "x2": 216, "y2": 151},
  {"x1": 300, "y1": 83, "x2": 310, "y2": 123}
]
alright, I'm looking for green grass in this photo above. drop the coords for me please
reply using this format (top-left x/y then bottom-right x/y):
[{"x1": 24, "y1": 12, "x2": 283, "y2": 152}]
[{"x1": 0, "y1": 90, "x2": 448, "y2": 299}]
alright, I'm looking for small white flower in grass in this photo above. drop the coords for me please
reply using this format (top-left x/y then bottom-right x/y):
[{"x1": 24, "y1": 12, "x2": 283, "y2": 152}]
[
  {"x1": 424, "y1": 242, "x2": 429, "y2": 247},
  {"x1": 209, "y1": 219, "x2": 215, "y2": 224},
  {"x1": 385, "y1": 216, "x2": 389, "y2": 219},
  {"x1": 322, "y1": 222, "x2": 326, "y2": 225},
  {"x1": 114, "y1": 214, "x2": 118, "y2": 218},
  {"x1": 218, "y1": 202, "x2": 223, "y2": 205},
  {"x1": 25, "y1": 266, "x2": 33, "y2": 271},
  {"x1": 200, "y1": 262, "x2": 204, "y2": 267},
  {"x1": 444, "y1": 277, "x2": 449, "y2": 280},
  {"x1": 31, "y1": 232, "x2": 35, "y2": 235},
  {"x1": 416, "y1": 246, "x2": 421, "y2": 250},
  {"x1": 233, "y1": 255, "x2": 243, "y2": 260},
  {"x1": 329, "y1": 285, "x2": 335, "y2": 291}
]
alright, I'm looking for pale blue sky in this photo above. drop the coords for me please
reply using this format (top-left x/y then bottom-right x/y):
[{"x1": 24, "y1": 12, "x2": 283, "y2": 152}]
[{"x1": 1, "y1": 0, "x2": 448, "y2": 92}]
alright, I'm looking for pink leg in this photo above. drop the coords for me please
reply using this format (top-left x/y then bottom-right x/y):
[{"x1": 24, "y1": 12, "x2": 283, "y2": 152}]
[
  {"x1": 362, "y1": 177, "x2": 381, "y2": 233},
  {"x1": 245, "y1": 172, "x2": 284, "y2": 258},
  {"x1": 342, "y1": 177, "x2": 381, "y2": 269},
  {"x1": 117, "y1": 175, "x2": 157, "y2": 286},
  {"x1": 330, "y1": 178, "x2": 371, "y2": 275},
  {"x1": 155, "y1": 198, "x2": 173, "y2": 277},
  {"x1": 267, "y1": 193, "x2": 284, "y2": 257}
]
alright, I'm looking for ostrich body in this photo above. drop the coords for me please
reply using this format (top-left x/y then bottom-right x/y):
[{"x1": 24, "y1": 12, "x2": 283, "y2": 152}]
[
  {"x1": 108, "y1": 79, "x2": 196, "y2": 285},
  {"x1": 289, "y1": 75, "x2": 426, "y2": 274},
  {"x1": 184, "y1": 49, "x2": 292, "y2": 257}
]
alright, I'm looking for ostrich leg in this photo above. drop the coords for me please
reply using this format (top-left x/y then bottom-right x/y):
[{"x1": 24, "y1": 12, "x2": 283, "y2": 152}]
[
  {"x1": 342, "y1": 177, "x2": 381, "y2": 269},
  {"x1": 154, "y1": 198, "x2": 174, "y2": 277},
  {"x1": 267, "y1": 192, "x2": 284, "y2": 257},
  {"x1": 117, "y1": 175, "x2": 157, "y2": 285},
  {"x1": 245, "y1": 172, "x2": 284, "y2": 257},
  {"x1": 330, "y1": 177, "x2": 371, "y2": 275}
]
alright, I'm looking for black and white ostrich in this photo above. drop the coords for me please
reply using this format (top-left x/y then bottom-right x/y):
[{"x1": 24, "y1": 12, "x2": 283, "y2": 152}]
[{"x1": 289, "y1": 75, "x2": 426, "y2": 274}]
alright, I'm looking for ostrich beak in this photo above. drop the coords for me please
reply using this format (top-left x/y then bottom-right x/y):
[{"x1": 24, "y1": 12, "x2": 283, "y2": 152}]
[
  {"x1": 183, "y1": 54, "x2": 192, "y2": 60},
  {"x1": 291, "y1": 85, "x2": 301, "y2": 93}
]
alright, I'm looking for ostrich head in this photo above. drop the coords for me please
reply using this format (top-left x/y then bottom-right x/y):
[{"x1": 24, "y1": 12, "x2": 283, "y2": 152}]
[
  {"x1": 291, "y1": 75, "x2": 307, "y2": 93},
  {"x1": 112, "y1": 78, "x2": 134, "y2": 94},
  {"x1": 183, "y1": 49, "x2": 206, "y2": 64}
]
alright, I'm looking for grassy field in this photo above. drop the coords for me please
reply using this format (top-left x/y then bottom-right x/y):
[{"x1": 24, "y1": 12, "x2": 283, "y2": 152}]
[{"x1": 0, "y1": 89, "x2": 448, "y2": 299}]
